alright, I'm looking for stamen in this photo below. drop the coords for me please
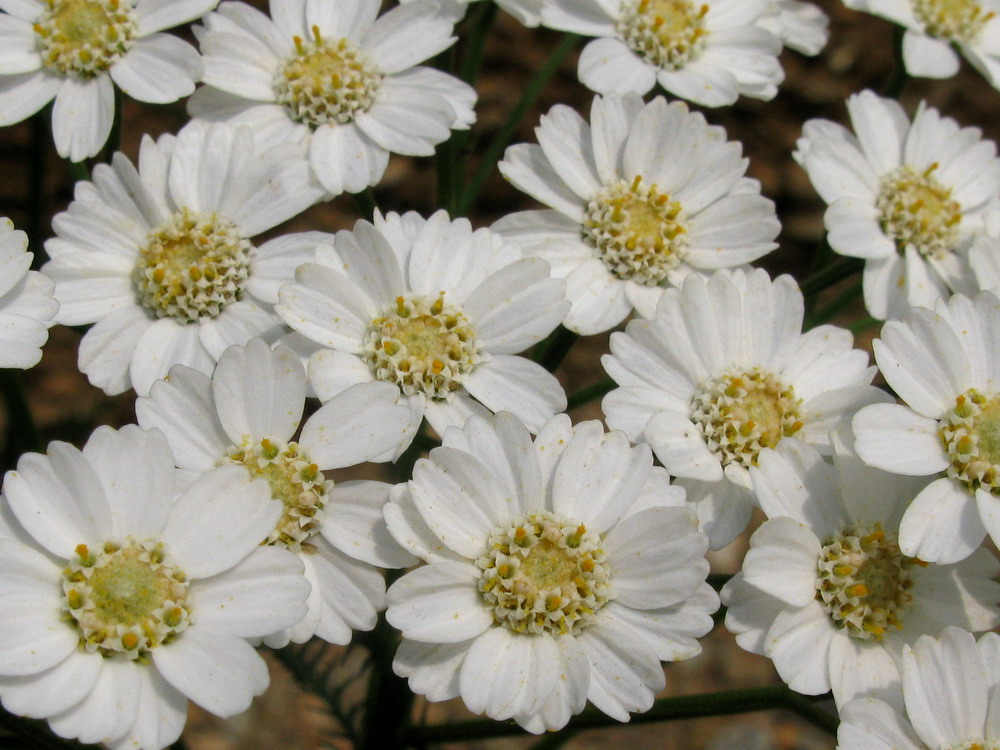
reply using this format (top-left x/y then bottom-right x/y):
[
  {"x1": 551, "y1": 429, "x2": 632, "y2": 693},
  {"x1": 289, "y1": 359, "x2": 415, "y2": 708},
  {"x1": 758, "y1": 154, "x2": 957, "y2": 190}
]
[
  {"x1": 939, "y1": 388, "x2": 1000, "y2": 493},
  {"x1": 876, "y1": 164, "x2": 962, "y2": 260},
  {"x1": 35, "y1": 0, "x2": 138, "y2": 78},
  {"x1": 911, "y1": 0, "x2": 995, "y2": 42},
  {"x1": 616, "y1": 0, "x2": 708, "y2": 71}
]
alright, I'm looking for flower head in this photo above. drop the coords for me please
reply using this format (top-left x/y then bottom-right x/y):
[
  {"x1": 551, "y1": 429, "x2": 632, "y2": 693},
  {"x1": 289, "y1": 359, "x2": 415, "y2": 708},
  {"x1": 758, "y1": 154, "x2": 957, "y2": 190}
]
[
  {"x1": 853, "y1": 289, "x2": 1000, "y2": 563},
  {"x1": 0, "y1": 218, "x2": 57, "y2": 369},
  {"x1": 495, "y1": 94, "x2": 779, "y2": 334},
  {"x1": 41, "y1": 120, "x2": 326, "y2": 396},
  {"x1": 541, "y1": 0, "x2": 783, "y2": 106},
  {"x1": 188, "y1": 0, "x2": 476, "y2": 195},
  {"x1": 601, "y1": 268, "x2": 886, "y2": 548},
  {"x1": 276, "y1": 210, "x2": 569, "y2": 455},
  {"x1": 0, "y1": 425, "x2": 310, "y2": 749},
  {"x1": 722, "y1": 436, "x2": 1000, "y2": 708},
  {"x1": 795, "y1": 90, "x2": 1000, "y2": 320},
  {"x1": 385, "y1": 412, "x2": 716, "y2": 732},
  {"x1": 136, "y1": 339, "x2": 416, "y2": 646},
  {"x1": 0, "y1": 0, "x2": 218, "y2": 161}
]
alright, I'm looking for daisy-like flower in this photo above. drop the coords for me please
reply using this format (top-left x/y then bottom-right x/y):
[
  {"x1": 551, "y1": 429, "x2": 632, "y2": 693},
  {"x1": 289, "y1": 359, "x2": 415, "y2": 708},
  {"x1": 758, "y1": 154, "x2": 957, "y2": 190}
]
[
  {"x1": 0, "y1": 218, "x2": 57, "y2": 368},
  {"x1": 275, "y1": 210, "x2": 569, "y2": 455},
  {"x1": 722, "y1": 436, "x2": 1000, "y2": 708},
  {"x1": 842, "y1": 0, "x2": 1000, "y2": 86},
  {"x1": 540, "y1": 0, "x2": 783, "y2": 107},
  {"x1": 757, "y1": 0, "x2": 829, "y2": 56},
  {"x1": 794, "y1": 89, "x2": 1000, "y2": 320},
  {"x1": 385, "y1": 412, "x2": 717, "y2": 733},
  {"x1": 839, "y1": 627, "x2": 1000, "y2": 750},
  {"x1": 0, "y1": 0, "x2": 217, "y2": 162},
  {"x1": 187, "y1": 0, "x2": 476, "y2": 196},
  {"x1": 853, "y1": 289, "x2": 1000, "y2": 564},
  {"x1": 0, "y1": 424, "x2": 310, "y2": 749},
  {"x1": 136, "y1": 339, "x2": 416, "y2": 646},
  {"x1": 494, "y1": 94, "x2": 780, "y2": 334},
  {"x1": 41, "y1": 120, "x2": 326, "y2": 397},
  {"x1": 602, "y1": 268, "x2": 886, "y2": 549}
]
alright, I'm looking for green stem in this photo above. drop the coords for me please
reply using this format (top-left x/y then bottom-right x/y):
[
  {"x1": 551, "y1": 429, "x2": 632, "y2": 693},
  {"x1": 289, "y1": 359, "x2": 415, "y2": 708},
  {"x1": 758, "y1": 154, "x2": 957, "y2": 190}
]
[
  {"x1": 459, "y1": 2, "x2": 498, "y2": 86},
  {"x1": 353, "y1": 188, "x2": 377, "y2": 222},
  {"x1": 567, "y1": 378, "x2": 615, "y2": 411},
  {"x1": 533, "y1": 326, "x2": 578, "y2": 373},
  {"x1": 848, "y1": 314, "x2": 881, "y2": 335},
  {"x1": 405, "y1": 686, "x2": 838, "y2": 744},
  {"x1": 66, "y1": 159, "x2": 89, "y2": 184},
  {"x1": 882, "y1": 25, "x2": 909, "y2": 98},
  {"x1": 455, "y1": 33, "x2": 579, "y2": 216},
  {"x1": 799, "y1": 256, "x2": 863, "y2": 299},
  {"x1": 0, "y1": 370, "x2": 40, "y2": 470},
  {"x1": 359, "y1": 614, "x2": 414, "y2": 750}
]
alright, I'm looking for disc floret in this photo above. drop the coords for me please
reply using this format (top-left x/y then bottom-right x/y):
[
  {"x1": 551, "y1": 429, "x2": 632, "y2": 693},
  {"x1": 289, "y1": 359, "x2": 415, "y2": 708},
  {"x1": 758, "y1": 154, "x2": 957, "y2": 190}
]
[
  {"x1": 274, "y1": 25, "x2": 383, "y2": 128},
  {"x1": 911, "y1": 0, "x2": 995, "y2": 43},
  {"x1": 134, "y1": 208, "x2": 252, "y2": 323},
  {"x1": 34, "y1": 0, "x2": 139, "y2": 78},
  {"x1": 691, "y1": 366, "x2": 803, "y2": 469},
  {"x1": 815, "y1": 524, "x2": 920, "y2": 641},
  {"x1": 223, "y1": 438, "x2": 332, "y2": 552},
  {"x1": 616, "y1": 0, "x2": 709, "y2": 70},
  {"x1": 939, "y1": 388, "x2": 1000, "y2": 493},
  {"x1": 477, "y1": 512, "x2": 611, "y2": 636},
  {"x1": 876, "y1": 163, "x2": 962, "y2": 260},
  {"x1": 62, "y1": 539, "x2": 190, "y2": 659},
  {"x1": 583, "y1": 175, "x2": 688, "y2": 285},
  {"x1": 363, "y1": 293, "x2": 482, "y2": 400}
]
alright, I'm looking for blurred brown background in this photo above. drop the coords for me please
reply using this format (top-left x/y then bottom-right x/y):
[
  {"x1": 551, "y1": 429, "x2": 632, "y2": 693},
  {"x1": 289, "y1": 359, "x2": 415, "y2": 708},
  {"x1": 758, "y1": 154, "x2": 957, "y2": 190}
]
[{"x1": 1, "y1": 0, "x2": 999, "y2": 747}]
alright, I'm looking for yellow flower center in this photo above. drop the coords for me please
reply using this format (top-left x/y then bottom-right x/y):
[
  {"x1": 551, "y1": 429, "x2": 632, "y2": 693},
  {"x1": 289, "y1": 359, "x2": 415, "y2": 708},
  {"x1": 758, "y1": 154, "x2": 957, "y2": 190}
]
[
  {"x1": 62, "y1": 540, "x2": 190, "y2": 659},
  {"x1": 816, "y1": 524, "x2": 920, "y2": 641},
  {"x1": 691, "y1": 366, "x2": 803, "y2": 469},
  {"x1": 223, "y1": 438, "x2": 332, "y2": 552},
  {"x1": 876, "y1": 163, "x2": 963, "y2": 260},
  {"x1": 34, "y1": 0, "x2": 138, "y2": 78},
  {"x1": 939, "y1": 388, "x2": 1000, "y2": 493},
  {"x1": 274, "y1": 26, "x2": 382, "y2": 127},
  {"x1": 583, "y1": 175, "x2": 688, "y2": 285},
  {"x1": 911, "y1": 0, "x2": 995, "y2": 42},
  {"x1": 478, "y1": 513, "x2": 611, "y2": 636},
  {"x1": 363, "y1": 293, "x2": 482, "y2": 400},
  {"x1": 616, "y1": 0, "x2": 709, "y2": 70},
  {"x1": 134, "y1": 208, "x2": 252, "y2": 323}
]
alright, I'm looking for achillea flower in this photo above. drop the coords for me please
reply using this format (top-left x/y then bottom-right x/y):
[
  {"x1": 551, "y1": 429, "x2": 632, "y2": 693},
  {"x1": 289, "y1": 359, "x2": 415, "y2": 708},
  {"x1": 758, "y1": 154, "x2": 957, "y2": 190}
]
[
  {"x1": 0, "y1": 218, "x2": 57, "y2": 369},
  {"x1": 42, "y1": 120, "x2": 325, "y2": 396},
  {"x1": 0, "y1": 425, "x2": 310, "y2": 749},
  {"x1": 385, "y1": 412, "x2": 716, "y2": 733}
]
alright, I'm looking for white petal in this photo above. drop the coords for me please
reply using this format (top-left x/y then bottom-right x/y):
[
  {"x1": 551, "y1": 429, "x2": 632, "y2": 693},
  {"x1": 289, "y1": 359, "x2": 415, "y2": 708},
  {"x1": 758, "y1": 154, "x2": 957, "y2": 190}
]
[
  {"x1": 52, "y1": 76, "x2": 114, "y2": 162},
  {"x1": 463, "y1": 355, "x2": 567, "y2": 433},
  {"x1": 385, "y1": 562, "x2": 492, "y2": 643},
  {"x1": 852, "y1": 403, "x2": 946, "y2": 475},
  {"x1": 898, "y1": 477, "x2": 986, "y2": 563},
  {"x1": 110, "y1": 34, "x2": 200, "y2": 103},
  {"x1": 578, "y1": 615, "x2": 663, "y2": 721},
  {"x1": 310, "y1": 123, "x2": 388, "y2": 195}
]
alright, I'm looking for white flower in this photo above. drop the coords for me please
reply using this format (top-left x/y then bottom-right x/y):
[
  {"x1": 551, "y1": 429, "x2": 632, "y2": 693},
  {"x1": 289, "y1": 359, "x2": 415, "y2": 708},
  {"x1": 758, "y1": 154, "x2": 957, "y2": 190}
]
[
  {"x1": 0, "y1": 424, "x2": 310, "y2": 749},
  {"x1": 0, "y1": 218, "x2": 57, "y2": 369},
  {"x1": 842, "y1": 0, "x2": 1000, "y2": 87},
  {"x1": 757, "y1": 0, "x2": 829, "y2": 55},
  {"x1": 853, "y1": 289, "x2": 1000, "y2": 564},
  {"x1": 794, "y1": 89, "x2": 1000, "y2": 320},
  {"x1": 494, "y1": 94, "x2": 780, "y2": 334},
  {"x1": 839, "y1": 627, "x2": 1000, "y2": 750},
  {"x1": 41, "y1": 120, "x2": 326, "y2": 397},
  {"x1": 602, "y1": 268, "x2": 886, "y2": 549},
  {"x1": 0, "y1": 0, "x2": 216, "y2": 162},
  {"x1": 722, "y1": 436, "x2": 1000, "y2": 709},
  {"x1": 384, "y1": 412, "x2": 716, "y2": 733},
  {"x1": 275, "y1": 209, "x2": 569, "y2": 456},
  {"x1": 187, "y1": 0, "x2": 476, "y2": 196},
  {"x1": 136, "y1": 338, "x2": 416, "y2": 646},
  {"x1": 540, "y1": 0, "x2": 783, "y2": 107}
]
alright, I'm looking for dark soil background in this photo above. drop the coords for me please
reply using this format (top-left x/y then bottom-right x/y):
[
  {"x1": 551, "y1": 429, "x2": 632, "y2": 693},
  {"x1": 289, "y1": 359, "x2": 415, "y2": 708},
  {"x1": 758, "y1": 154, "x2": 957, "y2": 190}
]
[{"x1": 1, "y1": 0, "x2": 999, "y2": 747}]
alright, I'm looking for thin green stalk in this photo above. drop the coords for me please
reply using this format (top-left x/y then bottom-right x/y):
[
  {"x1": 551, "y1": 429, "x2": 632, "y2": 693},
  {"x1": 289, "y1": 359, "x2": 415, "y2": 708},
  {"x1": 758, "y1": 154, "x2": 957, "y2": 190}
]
[
  {"x1": 456, "y1": 34, "x2": 580, "y2": 216},
  {"x1": 405, "y1": 685, "x2": 838, "y2": 744},
  {"x1": 67, "y1": 159, "x2": 89, "y2": 184},
  {"x1": 459, "y1": 1, "x2": 498, "y2": 86},
  {"x1": 104, "y1": 86, "x2": 124, "y2": 160},
  {"x1": 359, "y1": 614, "x2": 414, "y2": 750},
  {"x1": 849, "y1": 314, "x2": 881, "y2": 335},
  {"x1": 799, "y1": 256, "x2": 863, "y2": 299},
  {"x1": 353, "y1": 188, "x2": 377, "y2": 222},
  {"x1": 882, "y1": 25, "x2": 909, "y2": 98},
  {"x1": 533, "y1": 326, "x2": 578, "y2": 373},
  {"x1": 567, "y1": 377, "x2": 615, "y2": 411},
  {"x1": 437, "y1": 137, "x2": 460, "y2": 215},
  {"x1": 803, "y1": 279, "x2": 864, "y2": 330}
]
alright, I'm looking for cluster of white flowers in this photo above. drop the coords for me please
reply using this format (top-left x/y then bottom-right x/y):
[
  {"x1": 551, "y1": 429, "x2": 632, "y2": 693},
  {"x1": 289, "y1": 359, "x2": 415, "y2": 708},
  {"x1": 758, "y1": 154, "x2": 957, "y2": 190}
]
[{"x1": 3, "y1": 0, "x2": 1000, "y2": 748}]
